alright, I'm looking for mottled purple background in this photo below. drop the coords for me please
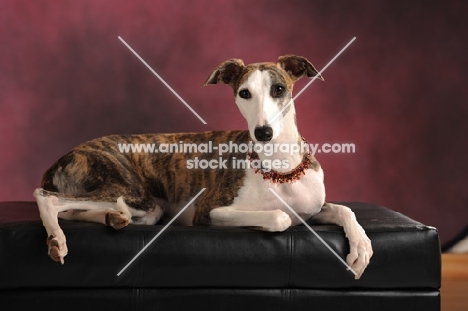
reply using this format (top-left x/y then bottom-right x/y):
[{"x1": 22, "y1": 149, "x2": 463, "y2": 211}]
[{"x1": 1, "y1": 0, "x2": 467, "y2": 245}]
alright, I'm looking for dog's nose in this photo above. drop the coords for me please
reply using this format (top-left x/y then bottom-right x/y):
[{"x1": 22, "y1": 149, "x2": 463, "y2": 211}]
[{"x1": 254, "y1": 126, "x2": 273, "y2": 142}]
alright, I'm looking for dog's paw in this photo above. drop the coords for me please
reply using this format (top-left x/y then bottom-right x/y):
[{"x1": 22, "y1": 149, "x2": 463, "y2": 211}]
[
  {"x1": 47, "y1": 232, "x2": 68, "y2": 264},
  {"x1": 263, "y1": 209, "x2": 292, "y2": 232},
  {"x1": 345, "y1": 225, "x2": 373, "y2": 280},
  {"x1": 106, "y1": 211, "x2": 130, "y2": 230}
]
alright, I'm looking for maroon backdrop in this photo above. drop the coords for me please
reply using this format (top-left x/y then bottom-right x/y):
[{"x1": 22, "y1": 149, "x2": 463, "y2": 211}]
[{"x1": 1, "y1": 0, "x2": 467, "y2": 245}]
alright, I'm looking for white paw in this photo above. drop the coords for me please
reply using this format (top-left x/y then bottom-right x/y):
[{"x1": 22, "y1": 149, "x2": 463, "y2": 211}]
[
  {"x1": 47, "y1": 230, "x2": 68, "y2": 264},
  {"x1": 106, "y1": 210, "x2": 130, "y2": 230},
  {"x1": 262, "y1": 210, "x2": 292, "y2": 232},
  {"x1": 345, "y1": 225, "x2": 373, "y2": 280},
  {"x1": 116, "y1": 196, "x2": 132, "y2": 220}
]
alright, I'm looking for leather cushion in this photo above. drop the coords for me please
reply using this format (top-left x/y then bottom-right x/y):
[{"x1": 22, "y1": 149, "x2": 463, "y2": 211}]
[
  {"x1": 0, "y1": 288, "x2": 440, "y2": 311},
  {"x1": 0, "y1": 201, "x2": 440, "y2": 289}
]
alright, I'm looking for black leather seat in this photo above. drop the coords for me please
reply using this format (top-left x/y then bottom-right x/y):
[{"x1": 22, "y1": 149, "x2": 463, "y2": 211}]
[{"x1": 0, "y1": 201, "x2": 441, "y2": 311}]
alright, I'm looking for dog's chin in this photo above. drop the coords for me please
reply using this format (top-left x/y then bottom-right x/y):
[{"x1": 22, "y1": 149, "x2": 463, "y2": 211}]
[{"x1": 250, "y1": 138, "x2": 276, "y2": 144}]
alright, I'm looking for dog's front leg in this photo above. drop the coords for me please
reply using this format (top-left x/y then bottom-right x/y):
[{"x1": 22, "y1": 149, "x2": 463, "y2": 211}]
[
  {"x1": 210, "y1": 206, "x2": 292, "y2": 232},
  {"x1": 312, "y1": 203, "x2": 373, "y2": 279}
]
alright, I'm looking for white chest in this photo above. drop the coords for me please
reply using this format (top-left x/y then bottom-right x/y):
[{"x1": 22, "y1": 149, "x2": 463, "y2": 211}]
[{"x1": 233, "y1": 167, "x2": 326, "y2": 224}]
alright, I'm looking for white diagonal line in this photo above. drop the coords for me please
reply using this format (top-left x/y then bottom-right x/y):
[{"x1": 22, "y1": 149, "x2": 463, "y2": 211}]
[
  {"x1": 268, "y1": 188, "x2": 357, "y2": 277},
  {"x1": 118, "y1": 36, "x2": 207, "y2": 125},
  {"x1": 268, "y1": 37, "x2": 356, "y2": 124},
  {"x1": 117, "y1": 188, "x2": 206, "y2": 276}
]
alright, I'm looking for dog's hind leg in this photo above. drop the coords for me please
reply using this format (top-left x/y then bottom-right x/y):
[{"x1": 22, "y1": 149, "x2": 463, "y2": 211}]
[
  {"x1": 58, "y1": 196, "x2": 133, "y2": 230},
  {"x1": 36, "y1": 149, "x2": 164, "y2": 263},
  {"x1": 34, "y1": 188, "x2": 160, "y2": 264},
  {"x1": 34, "y1": 188, "x2": 78, "y2": 264},
  {"x1": 34, "y1": 189, "x2": 133, "y2": 263}
]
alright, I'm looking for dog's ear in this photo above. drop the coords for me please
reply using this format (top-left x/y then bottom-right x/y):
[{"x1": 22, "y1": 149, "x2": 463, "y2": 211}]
[
  {"x1": 277, "y1": 55, "x2": 324, "y2": 82},
  {"x1": 203, "y1": 59, "x2": 245, "y2": 87}
]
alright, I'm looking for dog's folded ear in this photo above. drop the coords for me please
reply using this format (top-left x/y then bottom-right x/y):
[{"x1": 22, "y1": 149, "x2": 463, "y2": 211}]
[
  {"x1": 203, "y1": 59, "x2": 245, "y2": 87},
  {"x1": 277, "y1": 55, "x2": 324, "y2": 82}
]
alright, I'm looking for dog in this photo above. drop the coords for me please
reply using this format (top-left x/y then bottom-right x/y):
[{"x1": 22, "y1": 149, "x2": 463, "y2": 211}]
[{"x1": 34, "y1": 55, "x2": 372, "y2": 279}]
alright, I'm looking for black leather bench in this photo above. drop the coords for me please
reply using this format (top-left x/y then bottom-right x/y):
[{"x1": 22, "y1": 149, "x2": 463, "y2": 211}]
[{"x1": 0, "y1": 201, "x2": 441, "y2": 311}]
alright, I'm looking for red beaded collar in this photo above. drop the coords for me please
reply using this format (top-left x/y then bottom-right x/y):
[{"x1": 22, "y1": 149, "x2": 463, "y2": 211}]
[{"x1": 248, "y1": 140, "x2": 314, "y2": 184}]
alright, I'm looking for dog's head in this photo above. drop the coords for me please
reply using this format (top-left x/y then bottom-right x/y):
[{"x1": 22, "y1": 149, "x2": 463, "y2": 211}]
[{"x1": 204, "y1": 55, "x2": 323, "y2": 143}]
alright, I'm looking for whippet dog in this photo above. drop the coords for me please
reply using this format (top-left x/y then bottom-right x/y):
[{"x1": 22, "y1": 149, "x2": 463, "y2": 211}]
[{"x1": 34, "y1": 55, "x2": 372, "y2": 279}]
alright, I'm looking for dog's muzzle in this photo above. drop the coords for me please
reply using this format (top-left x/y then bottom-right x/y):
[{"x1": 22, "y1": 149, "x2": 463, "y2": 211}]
[{"x1": 254, "y1": 126, "x2": 273, "y2": 142}]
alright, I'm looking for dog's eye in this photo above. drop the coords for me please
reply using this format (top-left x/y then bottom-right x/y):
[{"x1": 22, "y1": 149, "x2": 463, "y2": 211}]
[
  {"x1": 239, "y1": 89, "x2": 252, "y2": 99},
  {"x1": 271, "y1": 85, "x2": 285, "y2": 98}
]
